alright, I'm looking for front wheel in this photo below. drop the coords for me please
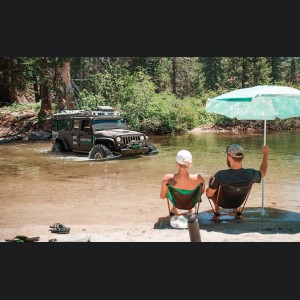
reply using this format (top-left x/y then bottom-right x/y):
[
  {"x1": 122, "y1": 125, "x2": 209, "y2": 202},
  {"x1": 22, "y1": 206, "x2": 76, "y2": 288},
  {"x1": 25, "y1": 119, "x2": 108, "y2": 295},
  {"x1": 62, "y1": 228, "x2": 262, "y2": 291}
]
[
  {"x1": 89, "y1": 144, "x2": 112, "y2": 160},
  {"x1": 147, "y1": 144, "x2": 159, "y2": 154}
]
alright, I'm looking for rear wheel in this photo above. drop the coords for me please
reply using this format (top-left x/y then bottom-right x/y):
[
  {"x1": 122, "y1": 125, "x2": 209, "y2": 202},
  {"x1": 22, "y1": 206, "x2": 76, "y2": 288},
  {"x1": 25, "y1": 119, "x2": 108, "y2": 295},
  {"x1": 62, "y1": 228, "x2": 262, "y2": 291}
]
[
  {"x1": 51, "y1": 141, "x2": 65, "y2": 153},
  {"x1": 89, "y1": 144, "x2": 112, "y2": 160}
]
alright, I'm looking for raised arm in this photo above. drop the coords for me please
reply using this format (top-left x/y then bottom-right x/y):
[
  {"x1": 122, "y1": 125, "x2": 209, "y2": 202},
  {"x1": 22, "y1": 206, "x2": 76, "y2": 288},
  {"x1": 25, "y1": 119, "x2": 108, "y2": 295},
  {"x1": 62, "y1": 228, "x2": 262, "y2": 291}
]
[{"x1": 259, "y1": 145, "x2": 270, "y2": 177}]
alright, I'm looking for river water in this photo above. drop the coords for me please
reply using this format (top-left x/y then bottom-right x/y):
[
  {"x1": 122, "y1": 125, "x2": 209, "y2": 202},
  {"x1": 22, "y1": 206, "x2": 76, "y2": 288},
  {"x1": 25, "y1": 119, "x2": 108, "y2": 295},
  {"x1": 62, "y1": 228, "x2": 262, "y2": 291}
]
[{"x1": 1, "y1": 130, "x2": 300, "y2": 229}]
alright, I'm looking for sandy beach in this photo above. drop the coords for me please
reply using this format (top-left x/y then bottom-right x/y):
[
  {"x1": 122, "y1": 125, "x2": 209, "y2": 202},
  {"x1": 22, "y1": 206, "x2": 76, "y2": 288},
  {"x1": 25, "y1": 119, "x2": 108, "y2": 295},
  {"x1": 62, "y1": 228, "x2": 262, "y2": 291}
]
[{"x1": 2, "y1": 207, "x2": 300, "y2": 242}]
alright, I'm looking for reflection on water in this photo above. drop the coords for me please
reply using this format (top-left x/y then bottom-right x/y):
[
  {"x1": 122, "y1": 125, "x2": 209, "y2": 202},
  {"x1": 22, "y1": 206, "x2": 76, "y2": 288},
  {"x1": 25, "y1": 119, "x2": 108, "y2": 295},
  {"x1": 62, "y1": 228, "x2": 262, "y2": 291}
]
[{"x1": 1, "y1": 130, "x2": 300, "y2": 219}]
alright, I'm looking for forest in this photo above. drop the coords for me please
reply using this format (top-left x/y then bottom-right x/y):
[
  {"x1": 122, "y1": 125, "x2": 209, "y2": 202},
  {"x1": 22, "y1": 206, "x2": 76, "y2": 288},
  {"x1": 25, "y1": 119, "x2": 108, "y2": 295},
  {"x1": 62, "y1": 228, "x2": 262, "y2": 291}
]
[{"x1": 0, "y1": 57, "x2": 300, "y2": 134}]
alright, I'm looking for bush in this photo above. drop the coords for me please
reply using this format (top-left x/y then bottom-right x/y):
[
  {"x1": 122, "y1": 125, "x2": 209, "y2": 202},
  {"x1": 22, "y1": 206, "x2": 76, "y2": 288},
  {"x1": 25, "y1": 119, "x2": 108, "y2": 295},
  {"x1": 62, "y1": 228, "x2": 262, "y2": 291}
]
[{"x1": 122, "y1": 93, "x2": 202, "y2": 134}]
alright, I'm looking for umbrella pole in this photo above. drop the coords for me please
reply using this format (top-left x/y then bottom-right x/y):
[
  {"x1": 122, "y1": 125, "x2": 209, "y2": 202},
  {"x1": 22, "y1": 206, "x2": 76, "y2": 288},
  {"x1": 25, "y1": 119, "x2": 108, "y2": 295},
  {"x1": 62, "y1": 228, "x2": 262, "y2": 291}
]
[{"x1": 261, "y1": 119, "x2": 267, "y2": 215}]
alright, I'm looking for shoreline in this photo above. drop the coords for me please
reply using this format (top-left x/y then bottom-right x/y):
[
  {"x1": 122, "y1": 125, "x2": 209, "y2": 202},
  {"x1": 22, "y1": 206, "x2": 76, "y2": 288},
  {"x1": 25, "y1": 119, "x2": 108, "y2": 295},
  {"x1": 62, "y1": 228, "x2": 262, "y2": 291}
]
[{"x1": 1, "y1": 109, "x2": 300, "y2": 144}]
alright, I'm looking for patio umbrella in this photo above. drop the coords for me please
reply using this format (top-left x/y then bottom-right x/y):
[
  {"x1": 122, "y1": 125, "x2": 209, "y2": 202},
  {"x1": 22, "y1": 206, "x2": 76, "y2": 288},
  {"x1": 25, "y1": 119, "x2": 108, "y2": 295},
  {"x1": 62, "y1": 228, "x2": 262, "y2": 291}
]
[{"x1": 205, "y1": 85, "x2": 300, "y2": 213}]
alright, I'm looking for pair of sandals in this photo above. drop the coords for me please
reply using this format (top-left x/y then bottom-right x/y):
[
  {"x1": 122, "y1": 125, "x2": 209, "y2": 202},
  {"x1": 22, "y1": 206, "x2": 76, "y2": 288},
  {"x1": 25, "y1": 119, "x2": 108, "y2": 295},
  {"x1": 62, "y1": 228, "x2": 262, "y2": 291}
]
[
  {"x1": 49, "y1": 223, "x2": 70, "y2": 234},
  {"x1": 5, "y1": 223, "x2": 70, "y2": 242},
  {"x1": 5, "y1": 235, "x2": 40, "y2": 242}
]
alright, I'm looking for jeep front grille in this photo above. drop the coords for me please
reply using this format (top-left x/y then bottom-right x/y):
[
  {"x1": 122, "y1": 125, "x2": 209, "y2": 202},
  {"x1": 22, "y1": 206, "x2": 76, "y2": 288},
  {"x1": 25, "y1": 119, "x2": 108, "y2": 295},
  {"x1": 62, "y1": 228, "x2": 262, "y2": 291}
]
[{"x1": 122, "y1": 135, "x2": 141, "y2": 145}]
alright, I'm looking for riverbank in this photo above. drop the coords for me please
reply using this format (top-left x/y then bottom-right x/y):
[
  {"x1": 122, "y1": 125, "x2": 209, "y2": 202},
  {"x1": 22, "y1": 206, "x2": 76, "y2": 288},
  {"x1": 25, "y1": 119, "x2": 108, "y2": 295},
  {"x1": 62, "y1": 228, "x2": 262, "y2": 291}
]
[{"x1": 0, "y1": 109, "x2": 52, "y2": 143}]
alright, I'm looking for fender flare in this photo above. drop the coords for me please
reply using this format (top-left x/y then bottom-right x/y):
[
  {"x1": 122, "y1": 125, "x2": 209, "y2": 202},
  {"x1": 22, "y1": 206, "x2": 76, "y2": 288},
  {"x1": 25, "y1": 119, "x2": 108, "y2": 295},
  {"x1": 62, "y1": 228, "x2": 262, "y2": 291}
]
[{"x1": 55, "y1": 137, "x2": 69, "y2": 151}]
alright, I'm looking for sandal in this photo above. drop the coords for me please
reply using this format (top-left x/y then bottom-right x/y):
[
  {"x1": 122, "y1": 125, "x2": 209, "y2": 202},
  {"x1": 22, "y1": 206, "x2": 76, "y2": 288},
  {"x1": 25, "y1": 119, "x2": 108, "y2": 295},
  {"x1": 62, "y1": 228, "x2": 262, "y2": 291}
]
[
  {"x1": 50, "y1": 223, "x2": 64, "y2": 229},
  {"x1": 5, "y1": 235, "x2": 40, "y2": 242},
  {"x1": 49, "y1": 223, "x2": 70, "y2": 234}
]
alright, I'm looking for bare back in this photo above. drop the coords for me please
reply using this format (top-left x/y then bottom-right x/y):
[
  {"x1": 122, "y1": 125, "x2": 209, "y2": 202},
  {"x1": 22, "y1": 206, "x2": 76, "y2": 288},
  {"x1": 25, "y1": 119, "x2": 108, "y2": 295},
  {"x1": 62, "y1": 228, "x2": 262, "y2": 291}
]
[
  {"x1": 171, "y1": 173, "x2": 204, "y2": 190},
  {"x1": 160, "y1": 172, "x2": 205, "y2": 199}
]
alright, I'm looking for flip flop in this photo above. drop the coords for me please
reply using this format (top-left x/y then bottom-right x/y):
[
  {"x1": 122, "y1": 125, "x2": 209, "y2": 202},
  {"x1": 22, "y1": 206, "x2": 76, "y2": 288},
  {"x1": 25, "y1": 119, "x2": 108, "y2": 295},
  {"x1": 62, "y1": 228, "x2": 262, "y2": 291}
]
[
  {"x1": 5, "y1": 235, "x2": 40, "y2": 242},
  {"x1": 49, "y1": 238, "x2": 57, "y2": 242},
  {"x1": 49, "y1": 223, "x2": 63, "y2": 229},
  {"x1": 49, "y1": 223, "x2": 70, "y2": 234}
]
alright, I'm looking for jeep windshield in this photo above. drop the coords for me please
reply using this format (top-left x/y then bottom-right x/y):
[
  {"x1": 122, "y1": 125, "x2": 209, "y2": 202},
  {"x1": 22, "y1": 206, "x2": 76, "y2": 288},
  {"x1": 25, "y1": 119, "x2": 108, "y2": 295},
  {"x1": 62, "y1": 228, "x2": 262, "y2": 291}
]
[{"x1": 92, "y1": 119, "x2": 128, "y2": 131}]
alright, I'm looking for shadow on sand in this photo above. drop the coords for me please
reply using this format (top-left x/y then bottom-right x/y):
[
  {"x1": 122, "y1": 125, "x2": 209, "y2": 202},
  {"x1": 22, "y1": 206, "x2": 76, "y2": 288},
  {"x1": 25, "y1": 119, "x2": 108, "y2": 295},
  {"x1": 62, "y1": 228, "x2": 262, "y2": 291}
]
[
  {"x1": 153, "y1": 216, "x2": 173, "y2": 230},
  {"x1": 153, "y1": 207, "x2": 300, "y2": 235},
  {"x1": 198, "y1": 207, "x2": 300, "y2": 235}
]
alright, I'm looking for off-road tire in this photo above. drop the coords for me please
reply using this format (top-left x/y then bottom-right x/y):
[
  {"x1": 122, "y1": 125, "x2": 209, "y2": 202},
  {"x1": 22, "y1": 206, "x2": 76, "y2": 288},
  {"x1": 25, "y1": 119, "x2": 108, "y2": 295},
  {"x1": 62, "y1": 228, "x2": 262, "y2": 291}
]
[
  {"x1": 51, "y1": 141, "x2": 65, "y2": 153},
  {"x1": 148, "y1": 144, "x2": 157, "y2": 153},
  {"x1": 89, "y1": 144, "x2": 113, "y2": 160}
]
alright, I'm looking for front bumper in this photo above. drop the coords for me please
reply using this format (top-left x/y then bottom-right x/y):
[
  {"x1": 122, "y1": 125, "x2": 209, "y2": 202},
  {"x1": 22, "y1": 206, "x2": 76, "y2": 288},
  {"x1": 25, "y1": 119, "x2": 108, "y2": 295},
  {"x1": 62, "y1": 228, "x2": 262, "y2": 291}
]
[{"x1": 120, "y1": 147, "x2": 150, "y2": 155}]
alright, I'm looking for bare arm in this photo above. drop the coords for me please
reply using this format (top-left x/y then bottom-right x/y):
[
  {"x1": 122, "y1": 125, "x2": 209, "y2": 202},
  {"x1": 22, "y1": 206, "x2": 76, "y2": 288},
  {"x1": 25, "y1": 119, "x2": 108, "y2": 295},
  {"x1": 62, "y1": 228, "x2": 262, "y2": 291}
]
[
  {"x1": 197, "y1": 174, "x2": 206, "y2": 195},
  {"x1": 160, "y1": 174, "x2": 174, "y2": 199},
  {"x1": 206, "y1": 176, "x2": 216, "y2": 198},
  {"x1": 206, "y1": 187, "x2": 216, "y2": 198},
  {"x1": 260, "y1": 145, "x2": 270, "y2": 177}
]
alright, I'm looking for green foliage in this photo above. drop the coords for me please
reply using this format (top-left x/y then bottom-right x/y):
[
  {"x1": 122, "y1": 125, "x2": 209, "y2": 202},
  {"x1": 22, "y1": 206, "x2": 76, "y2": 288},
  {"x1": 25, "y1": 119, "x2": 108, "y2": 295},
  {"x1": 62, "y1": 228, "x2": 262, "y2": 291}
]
[
  {"x1": 1, "y1": 56, "x2": 300, "y2": 134},
  {"x1": 139, "y1": 93, "x2": 180, "y2": 133},
  {"x1": 121, "y1": 93, "x2": 204, "y2": 134},
  {"x1": 200, "y1": 57, "x2": 223, "y2": 91},
  {"x1": 78, "y1": 89, "x2": 107, "y2": 109},
  {"x1": 174, "y1": 97, "x2": 200, "y2": 131},
  {"x1": 0, "y1": 101, "x2": 41, "y2": 113},
  {"x1": 118, "y1": 72, "x2": 156, "y2": 130},
  {"x1": 156, "y1": 57, "x2": 172, "y2": 93}
]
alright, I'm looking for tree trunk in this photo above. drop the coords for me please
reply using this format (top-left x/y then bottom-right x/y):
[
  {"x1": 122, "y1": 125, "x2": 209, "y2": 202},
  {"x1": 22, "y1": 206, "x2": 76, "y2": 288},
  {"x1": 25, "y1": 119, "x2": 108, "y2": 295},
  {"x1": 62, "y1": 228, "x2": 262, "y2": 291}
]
[
  {"x1": 290, "y1": 58, "x2": 297, "y2": 84},
  {"x1": 241, "y1": 57, "x2": 246, "y2": 88},
  {"x1": 62, "y1": 61, "x2": 75, "y2": 109},
  {"x1": 92, "y1": 57, "x2": 100, "y2": 94},
  {"x1": 53, "y1": 62, "x2": 65, "y2": 111},
  {"x1": 172, "y1": 57, "x2": 177, "y2": 95},
  {"x1": 39, "y1": 81, "x2": 52, "y2": 118},
  {"x1": 0, "y1": 58, "x2": 12, "y2": 104},
  {"x1": 33, "y1": 74, "x2": 40, "y2": 103},
  {"x1": 8, "y1": 58, "x2": 18, "y2": 103}
]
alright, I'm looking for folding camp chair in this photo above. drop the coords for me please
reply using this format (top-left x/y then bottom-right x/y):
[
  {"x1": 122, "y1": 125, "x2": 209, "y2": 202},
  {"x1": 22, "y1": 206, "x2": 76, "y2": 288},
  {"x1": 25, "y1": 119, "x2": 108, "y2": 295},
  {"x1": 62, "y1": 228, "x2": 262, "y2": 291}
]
[
  {"x1": 207, "y1": 181, "x2": 253, "y2": 222},
  {"x1": 166, "y1": 183, "x2": 203, "y2": 217}
]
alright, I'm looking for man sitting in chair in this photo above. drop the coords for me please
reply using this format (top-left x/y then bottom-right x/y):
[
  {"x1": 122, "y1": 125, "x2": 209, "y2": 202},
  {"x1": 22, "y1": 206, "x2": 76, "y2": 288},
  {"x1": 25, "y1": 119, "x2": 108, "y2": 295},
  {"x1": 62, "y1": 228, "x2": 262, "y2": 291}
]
[
  {"x1": 160, "y1": 150, "x2": 205, "y2": 216},
  {"x1": 206, "y1": 144, "x2": 270, "y2": 217}
]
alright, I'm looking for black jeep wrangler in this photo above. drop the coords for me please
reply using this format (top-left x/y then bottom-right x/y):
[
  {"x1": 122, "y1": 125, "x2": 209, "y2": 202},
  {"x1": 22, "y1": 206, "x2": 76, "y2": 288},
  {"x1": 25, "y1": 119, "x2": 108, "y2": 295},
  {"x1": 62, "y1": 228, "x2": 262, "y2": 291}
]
[{"x1": 51, "y1": 106, "x2": 158, "y2": 160}]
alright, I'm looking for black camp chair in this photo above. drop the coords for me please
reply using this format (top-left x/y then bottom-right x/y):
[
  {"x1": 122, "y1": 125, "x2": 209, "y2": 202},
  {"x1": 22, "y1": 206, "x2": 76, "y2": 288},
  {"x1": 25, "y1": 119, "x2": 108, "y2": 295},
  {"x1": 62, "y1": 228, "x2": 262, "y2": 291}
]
[
  {"x1": 166, "y1": 183, "x2": 203, "y2": 217},
  {"x1": 207, "y1": 181, "x2": 253, "y2": 222}
]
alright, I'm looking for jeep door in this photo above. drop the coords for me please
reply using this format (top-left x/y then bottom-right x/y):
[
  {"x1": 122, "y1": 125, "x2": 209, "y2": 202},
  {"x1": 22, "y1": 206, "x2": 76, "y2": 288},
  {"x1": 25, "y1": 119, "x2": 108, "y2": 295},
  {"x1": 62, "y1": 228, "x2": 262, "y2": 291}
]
[
  {"x1": 79, "y1": 119, "x2": 93, "y2": 152},
  {"x1": 69, "y1": 119, "x2": 92, "y2": 152}
]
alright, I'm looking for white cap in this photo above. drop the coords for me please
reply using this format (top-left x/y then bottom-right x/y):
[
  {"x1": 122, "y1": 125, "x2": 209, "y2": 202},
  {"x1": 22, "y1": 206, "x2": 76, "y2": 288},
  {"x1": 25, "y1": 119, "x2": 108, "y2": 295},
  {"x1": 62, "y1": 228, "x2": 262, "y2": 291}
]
[{"x1": 176, "y1": 150, "x2": 192, "y2": 166}]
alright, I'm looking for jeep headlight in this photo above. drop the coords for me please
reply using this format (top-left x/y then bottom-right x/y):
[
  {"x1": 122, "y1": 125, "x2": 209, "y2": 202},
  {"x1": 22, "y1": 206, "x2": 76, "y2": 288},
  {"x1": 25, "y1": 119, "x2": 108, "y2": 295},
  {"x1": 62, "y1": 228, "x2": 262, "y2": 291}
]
[
  {"x1": 140, "y1": 136, "x2": 145, "y2": 141},
  {"x1": 116, "y1": 136, "x2": 122, "y2": 142}
]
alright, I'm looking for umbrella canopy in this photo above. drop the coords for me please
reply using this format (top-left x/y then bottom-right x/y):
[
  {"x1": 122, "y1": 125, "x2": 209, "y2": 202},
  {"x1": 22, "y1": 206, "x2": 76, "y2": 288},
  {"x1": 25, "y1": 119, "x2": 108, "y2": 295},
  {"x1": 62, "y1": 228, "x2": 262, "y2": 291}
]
[
  {"x1": 205, "y1": 85, "x2": 300, "y2": 213},
  {"x1": 206, "y1": 85, "x2": 300, "y2": 120}
]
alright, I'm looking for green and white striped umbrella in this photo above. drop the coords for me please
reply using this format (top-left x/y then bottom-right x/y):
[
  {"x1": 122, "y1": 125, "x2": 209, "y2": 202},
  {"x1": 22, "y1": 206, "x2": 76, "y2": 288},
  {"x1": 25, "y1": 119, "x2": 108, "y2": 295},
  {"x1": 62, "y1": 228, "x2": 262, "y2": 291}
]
[{"x1": 206, "y1": 85, "x2": 300, "y2": 121}]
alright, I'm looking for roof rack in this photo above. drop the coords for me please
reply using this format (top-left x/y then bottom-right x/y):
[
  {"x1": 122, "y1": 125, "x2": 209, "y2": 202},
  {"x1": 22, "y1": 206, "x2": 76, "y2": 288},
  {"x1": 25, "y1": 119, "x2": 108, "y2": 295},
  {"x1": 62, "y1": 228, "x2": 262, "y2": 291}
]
[
  {"x1": 91, "y1": 106, "x2": 120, "y2": 116},
  {"x1": 53, "y1": 106, "x2": 121, "y2": 117}
]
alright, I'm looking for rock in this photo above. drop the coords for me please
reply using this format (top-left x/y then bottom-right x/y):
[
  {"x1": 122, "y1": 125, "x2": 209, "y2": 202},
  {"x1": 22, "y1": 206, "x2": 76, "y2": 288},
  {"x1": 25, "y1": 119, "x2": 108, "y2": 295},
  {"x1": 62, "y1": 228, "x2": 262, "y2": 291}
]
[
  {"x1": 0, "y1": 138, "x2": 9, "y2": 144},
  {"x1": 0, "y1": 110, "x2": 52, "y2": 142}
]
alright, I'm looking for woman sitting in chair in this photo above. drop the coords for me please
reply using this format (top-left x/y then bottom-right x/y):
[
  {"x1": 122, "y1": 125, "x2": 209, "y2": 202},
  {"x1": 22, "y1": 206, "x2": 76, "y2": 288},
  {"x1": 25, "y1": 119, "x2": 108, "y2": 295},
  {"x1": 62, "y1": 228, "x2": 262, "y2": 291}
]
[{"x1": 160, "y1": 150, "x2": 205, "y2": 216}]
